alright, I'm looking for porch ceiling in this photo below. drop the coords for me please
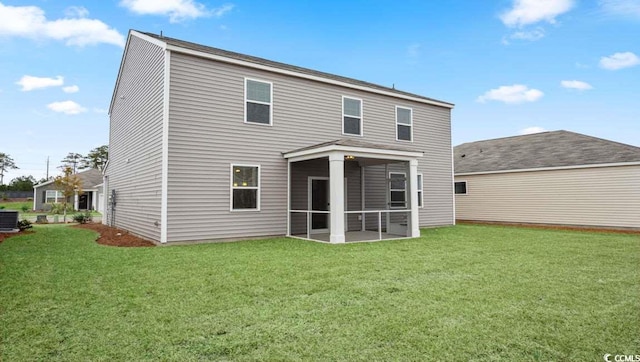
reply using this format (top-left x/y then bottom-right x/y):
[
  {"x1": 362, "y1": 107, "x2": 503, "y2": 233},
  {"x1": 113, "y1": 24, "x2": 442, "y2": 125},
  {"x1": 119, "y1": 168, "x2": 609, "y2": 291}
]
[{"x1": 283, "y1": 139, "x2": 424, "y2": 163}]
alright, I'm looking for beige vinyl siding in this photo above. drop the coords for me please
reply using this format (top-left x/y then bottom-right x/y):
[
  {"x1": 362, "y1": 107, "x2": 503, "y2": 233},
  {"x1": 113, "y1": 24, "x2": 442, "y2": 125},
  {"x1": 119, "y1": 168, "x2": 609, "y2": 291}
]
[
  {"x1": 107, "y1": 36, "x2": 165, "y2": 242},
  {"x1": 455, "y1": 165, "x2": 640, "y2": 228},
  {"x1": 165, "y1": 50, "x2": 452, "y2": 241}
]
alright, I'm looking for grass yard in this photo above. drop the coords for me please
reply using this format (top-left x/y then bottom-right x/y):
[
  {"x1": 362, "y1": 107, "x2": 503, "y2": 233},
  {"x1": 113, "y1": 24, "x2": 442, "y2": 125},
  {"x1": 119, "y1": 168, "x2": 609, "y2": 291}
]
[
  {"x1": 0, "y1": 200, "x2": 101, "y2": 219},
  {"x1": 1, "y1": 225, "x2": 638, "y2": 360}
]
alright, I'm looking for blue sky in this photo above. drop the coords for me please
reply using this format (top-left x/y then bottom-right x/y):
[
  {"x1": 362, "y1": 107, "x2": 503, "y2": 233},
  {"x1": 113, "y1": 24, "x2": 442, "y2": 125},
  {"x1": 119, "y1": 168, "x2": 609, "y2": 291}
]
[{"x1": 1, "y1": 0, "x2": 638, "y2": 182}]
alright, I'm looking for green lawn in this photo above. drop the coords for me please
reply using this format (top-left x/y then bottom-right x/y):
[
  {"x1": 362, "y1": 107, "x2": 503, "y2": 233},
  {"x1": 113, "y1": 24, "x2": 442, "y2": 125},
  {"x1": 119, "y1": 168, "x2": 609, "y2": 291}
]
[
  {"x1": 1, "y1": 225, "x2": 638, "y2": 360},
  {"x1": 0, "y1": 200, "x2": 32, "y2": 212},
  {"x1": 0, "y1": 201, "x2": 101, "y2": 219}
]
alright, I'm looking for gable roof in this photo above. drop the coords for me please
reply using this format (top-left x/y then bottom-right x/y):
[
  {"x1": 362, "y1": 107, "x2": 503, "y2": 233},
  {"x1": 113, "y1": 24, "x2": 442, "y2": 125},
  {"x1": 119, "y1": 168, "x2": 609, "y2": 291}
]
[
  {"x1": 129, "y1": 30, "x2": 453, "y2": 109},
  {"x1": 34, "y1": 169, "x2": 104, "y2": 189},
  {"x1": 454, "y1": 130, "x2": 640, "y2": 174}
]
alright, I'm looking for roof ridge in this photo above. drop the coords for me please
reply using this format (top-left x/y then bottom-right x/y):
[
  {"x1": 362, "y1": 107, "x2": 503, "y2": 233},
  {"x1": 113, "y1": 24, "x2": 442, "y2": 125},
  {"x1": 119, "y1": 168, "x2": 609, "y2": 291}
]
[{"x1": 133, "y1": 30, "x2": 454, "y2": 108}]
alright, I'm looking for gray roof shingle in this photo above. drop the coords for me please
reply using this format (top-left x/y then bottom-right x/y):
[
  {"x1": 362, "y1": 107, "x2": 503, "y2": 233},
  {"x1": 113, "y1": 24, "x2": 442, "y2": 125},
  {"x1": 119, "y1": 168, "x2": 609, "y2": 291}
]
[
  {"x1": 137, "y1": 31, "x2": 453, "y2": 107},
  {"x1": 454, "y1": 130, "x2": 640, "y2": 174}
]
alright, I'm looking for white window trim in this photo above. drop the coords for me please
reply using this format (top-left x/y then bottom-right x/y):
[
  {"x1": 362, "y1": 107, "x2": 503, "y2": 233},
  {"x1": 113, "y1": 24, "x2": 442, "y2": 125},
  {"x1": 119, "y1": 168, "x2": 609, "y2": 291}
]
[
  {"x1": 342, "y1": 95, "x2": 363, "y2": 137},
  {"x1": 244, "y1": 78, "x2": 273, "y2": 126},
  {"x1": 389, "y1": 172, "x2": 407, "y2": 209},
  {"x1": 395, "y1": 106, "x2": 413, "y2": 142},
  {"x1": 230, "y1": 163, "x2": 261, "y2": 212},
  {"x1": 454, "y1": 180, "x2": 468, "y2": 195},
  {"x1": 417, "y1": 172, "x2": 424, "y2": 208},
  {"x1": 45, "y1": 190, "x2": 63, "y2": 204}
]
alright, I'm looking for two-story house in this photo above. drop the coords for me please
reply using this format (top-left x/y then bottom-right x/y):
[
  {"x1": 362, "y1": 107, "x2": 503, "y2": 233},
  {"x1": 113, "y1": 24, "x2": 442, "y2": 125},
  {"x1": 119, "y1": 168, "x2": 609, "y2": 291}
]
[{"x1": 105, "y1": 30, "x2": 455, "y2": 244}]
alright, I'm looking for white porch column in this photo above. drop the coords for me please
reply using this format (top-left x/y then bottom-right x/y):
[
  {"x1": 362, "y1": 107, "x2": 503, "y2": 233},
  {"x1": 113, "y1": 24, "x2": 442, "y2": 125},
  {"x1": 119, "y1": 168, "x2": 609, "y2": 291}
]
[
  {"x1": 408, "y1": 159, "x2": 420, "y2": 237},
  {"x1": 74, "y1": 192, "x2": 79, "y2": 211},
  {"x1": 329, "y1": 152, "x2": 345, "y2": 243}
]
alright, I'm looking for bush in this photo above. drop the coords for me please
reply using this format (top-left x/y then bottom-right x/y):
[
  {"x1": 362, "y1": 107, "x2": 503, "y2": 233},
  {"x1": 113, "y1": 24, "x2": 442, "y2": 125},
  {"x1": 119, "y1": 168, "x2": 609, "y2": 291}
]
[
  {"x1": 21, "y1": 205, "x2": 29, "y2": 213},
  {"x1": 17, "y1": 219, "x2": 32, "y2": 231},
  {"x1": 49, "y1": 203, "x2": 74, "y2": 215},
  {"x1": 72, "y1": 211, "x2": 93, "y2": 224}
]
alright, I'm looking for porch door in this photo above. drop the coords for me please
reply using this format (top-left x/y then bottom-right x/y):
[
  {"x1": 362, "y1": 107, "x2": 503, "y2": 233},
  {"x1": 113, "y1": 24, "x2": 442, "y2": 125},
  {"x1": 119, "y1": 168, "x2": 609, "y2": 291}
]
[
  {"x1": 309, "y1": 177, "x2": 329, "y2": 233},
  {"x1": 78, "y1": 193, "x2": 89, "y2": 210}
]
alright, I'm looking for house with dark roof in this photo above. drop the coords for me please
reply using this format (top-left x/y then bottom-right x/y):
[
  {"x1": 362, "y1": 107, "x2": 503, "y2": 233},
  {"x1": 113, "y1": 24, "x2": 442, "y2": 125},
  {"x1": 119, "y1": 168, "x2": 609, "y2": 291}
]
[
  {"x1": 33, "y1": 168, "x2": 104, "y2": 212},
  {"x1": 104, "y1": 30, "x2": 454, "y2": 244},
  {"x1": 454, "y1": 130, "x2": 640, "y2": 228}
]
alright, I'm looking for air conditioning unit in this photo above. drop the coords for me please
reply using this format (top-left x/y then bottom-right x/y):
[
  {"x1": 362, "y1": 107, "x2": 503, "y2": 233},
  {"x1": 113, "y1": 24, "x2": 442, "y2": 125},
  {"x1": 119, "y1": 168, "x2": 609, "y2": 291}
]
[{"x1": 0, "y1": 210, "x2": 19, "y2": 231}]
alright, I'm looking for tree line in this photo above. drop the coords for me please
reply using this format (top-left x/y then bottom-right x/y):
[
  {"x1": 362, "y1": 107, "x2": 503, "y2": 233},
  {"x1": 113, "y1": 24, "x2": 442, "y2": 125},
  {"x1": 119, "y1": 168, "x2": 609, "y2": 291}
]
[{"x1": 0, "y1": 145, "x2": 108, "y2": 191}]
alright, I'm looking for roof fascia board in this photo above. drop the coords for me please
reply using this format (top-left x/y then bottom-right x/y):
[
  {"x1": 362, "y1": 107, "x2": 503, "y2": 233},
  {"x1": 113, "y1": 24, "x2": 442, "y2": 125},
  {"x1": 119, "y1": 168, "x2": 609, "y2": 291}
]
[
  {"x1": 455, "y1": 161, "x2": 640, "y2": 176},
  {"x1": 109, "y1": 31, "x2": 168, "y2": 115},
  {"x1": 165, "y1": 44, "x2": 453, "y2": 109},
  {"x1": 284, "y1": 144, "x2": 423, "y2": 162}
]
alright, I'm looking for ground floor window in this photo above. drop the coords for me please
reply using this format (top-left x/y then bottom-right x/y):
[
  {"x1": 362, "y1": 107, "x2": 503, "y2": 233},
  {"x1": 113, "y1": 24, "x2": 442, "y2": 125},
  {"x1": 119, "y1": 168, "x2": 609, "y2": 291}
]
[
  {"x1": 45, "y1": 190, "x2": 63, "y2": 204},
  {"x1": 389, "y1": 172, "x2": 407, "y2": 208},
  {"x1": 231, "y1": 164, "x2": 260, "y2": 210},
  {"x1": 455, "y1": 181, "x2": 467, "y2": 195},
  {"x1": 417, "y1": 173, "x2": 423, "y2": 207}
]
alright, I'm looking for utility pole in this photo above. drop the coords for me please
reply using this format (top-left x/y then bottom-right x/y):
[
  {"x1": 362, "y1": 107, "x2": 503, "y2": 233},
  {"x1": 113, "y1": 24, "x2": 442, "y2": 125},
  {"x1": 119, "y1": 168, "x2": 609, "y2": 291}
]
[{"x1": 46, "y1": 156, "x2": 50, "y2": 179}]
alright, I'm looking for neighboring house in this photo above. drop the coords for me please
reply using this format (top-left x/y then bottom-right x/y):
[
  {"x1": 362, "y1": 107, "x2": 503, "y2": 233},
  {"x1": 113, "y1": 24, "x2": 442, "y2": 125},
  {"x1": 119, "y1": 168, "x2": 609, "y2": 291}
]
[
  {"x1": 454, "y1": 130, "x2": 640, "y2": 229},
  {"x1": 33, "y1": 168, "x2": 104, "y2": 211},
  {"x1": 105, "y1": 30, "x2": 455, "y2": 244}
]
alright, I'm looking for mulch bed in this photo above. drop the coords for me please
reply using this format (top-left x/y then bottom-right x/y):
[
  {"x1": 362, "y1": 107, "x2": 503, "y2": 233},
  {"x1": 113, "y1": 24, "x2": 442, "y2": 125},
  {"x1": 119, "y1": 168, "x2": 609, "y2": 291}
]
[
  {"x1": 74, "y1": 223, "x2": 156, "y2": 247},
  {"x1": 457, "y1": 220, "x2": 640, "y2": 235},
  {"x1": 0, "y1": 224, "x2": 155, "y2": 247}
]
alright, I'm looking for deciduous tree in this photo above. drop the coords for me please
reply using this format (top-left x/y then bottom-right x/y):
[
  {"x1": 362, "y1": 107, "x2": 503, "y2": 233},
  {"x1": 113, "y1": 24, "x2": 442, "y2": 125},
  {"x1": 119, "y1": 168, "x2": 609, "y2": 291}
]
[{"x1": 54, "y1": 166, "x2": 83, "y2": 223}]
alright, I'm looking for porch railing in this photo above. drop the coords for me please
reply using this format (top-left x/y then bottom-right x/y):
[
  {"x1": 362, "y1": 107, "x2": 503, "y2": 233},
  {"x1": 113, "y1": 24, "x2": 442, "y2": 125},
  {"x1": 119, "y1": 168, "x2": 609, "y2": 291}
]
[{"x1": 289, "y1": 209, "x2": 409, "y2": 241}]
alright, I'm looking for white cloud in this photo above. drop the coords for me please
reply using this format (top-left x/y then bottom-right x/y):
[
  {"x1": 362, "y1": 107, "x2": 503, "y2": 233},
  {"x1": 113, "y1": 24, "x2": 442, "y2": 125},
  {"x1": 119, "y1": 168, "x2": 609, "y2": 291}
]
[
  {"x1": 64, "y1": 6, "x2": 89, "y2": 18},
  {"x1": 477, "y1": 84, "x2": 544, "y2": 104},
  {"x1": 16, "y1": 75, "x2": 64, "y2": 91},
  {"x1": 0, "y1": 2, "x2": 125, "y2": 47},
  {"x1": 599, "y1": 0, "x2": 640, "y2": 19},
  {"x1": 47, "y1": 101, "x2": 86, "y2": 115},
  {"x1": 500, "y1": 0, "x2": 574, "y2": 27},
  {"x1": 599, "y1": 52, "x2": 640, "y2": 70},
  {"x1": 520, "y1": 126, "x2": 547, "y2": 135},
  {"x1": 62, "y1": 85, "x2": 79, "y2": 93},
  {"x1": 560, "y1": 80, "x2": 593, "y2": 90},
  {"x1": 120, "y1": 0, "x2": 233, "y2": 23},
  {"x1": 211, "y1": 4, "x2": 234, "y2": 17},
  {"x1": 509, "y1": 28, "x2": 545, "y2": 41}
]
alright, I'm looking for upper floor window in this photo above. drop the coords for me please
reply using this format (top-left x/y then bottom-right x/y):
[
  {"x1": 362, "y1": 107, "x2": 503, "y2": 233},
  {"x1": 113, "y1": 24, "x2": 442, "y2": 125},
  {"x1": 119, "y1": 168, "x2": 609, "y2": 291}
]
[
  {"x1": 454, "y1": 181, "x2": 467, "y2": 195},
  {"x1": 245, "y1": 79, "x2": 272, "y2": 125},
  {"x1": 396, "y1": 106, "x2": 412, "y2": 141},
  {"x1": 343, "y1": 97, "x2": 362, "y2": 136}
]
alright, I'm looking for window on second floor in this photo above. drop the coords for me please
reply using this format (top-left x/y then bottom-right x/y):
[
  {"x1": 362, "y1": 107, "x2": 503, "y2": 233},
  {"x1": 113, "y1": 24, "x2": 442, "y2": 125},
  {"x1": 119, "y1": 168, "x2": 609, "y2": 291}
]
[
  {"x1": 396, "y1": 106, "x2": 412, "y2": 141},
  {"x1": 245, "y1": 79, "x2": 272, "y2": 125},
  {"x1": 343, "y1": 97, "x2": 362, "y2": 136}
]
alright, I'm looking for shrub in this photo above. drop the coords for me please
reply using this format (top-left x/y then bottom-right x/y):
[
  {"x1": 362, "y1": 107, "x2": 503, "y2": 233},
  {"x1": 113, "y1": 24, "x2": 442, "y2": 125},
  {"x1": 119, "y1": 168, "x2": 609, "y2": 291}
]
[
  {"x1": 17, "y1": 219, "x2": 32, "y2": 231},
  {"x1": 0, "y1": 206, "x2": 4, "y2": 210},
  {"x1": 72, "y1": 211, "x2": 93, "y2": 224},
  {"x1": 49, "y1": 203, "x2": 74, "y2": 215},
  {"x1": 21, "y1": 205, "x2": 29, "y2": 213}
]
